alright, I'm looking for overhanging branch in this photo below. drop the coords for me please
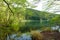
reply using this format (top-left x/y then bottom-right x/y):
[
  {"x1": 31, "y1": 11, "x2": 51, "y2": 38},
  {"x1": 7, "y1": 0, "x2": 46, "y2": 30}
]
[{"x1": 3, "y1": 0, "x2": 14, "y2": 15}]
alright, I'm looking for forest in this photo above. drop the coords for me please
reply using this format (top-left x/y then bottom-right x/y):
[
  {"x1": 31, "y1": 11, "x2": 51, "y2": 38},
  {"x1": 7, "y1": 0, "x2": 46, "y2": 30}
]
[{"x1": 0, "y1": 0, "x2": 60, "y2": 40}]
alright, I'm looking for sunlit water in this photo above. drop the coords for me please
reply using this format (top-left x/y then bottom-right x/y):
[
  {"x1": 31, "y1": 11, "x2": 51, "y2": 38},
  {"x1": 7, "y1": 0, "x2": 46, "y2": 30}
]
[{"x1": 7, "y1": 34, "x2": 32, "y2": 40}]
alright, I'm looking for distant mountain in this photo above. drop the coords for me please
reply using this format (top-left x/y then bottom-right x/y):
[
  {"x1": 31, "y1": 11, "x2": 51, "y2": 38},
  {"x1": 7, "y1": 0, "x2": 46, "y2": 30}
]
[{"x1": 25, "y1": 8, "x2": 58, "y2": 20}]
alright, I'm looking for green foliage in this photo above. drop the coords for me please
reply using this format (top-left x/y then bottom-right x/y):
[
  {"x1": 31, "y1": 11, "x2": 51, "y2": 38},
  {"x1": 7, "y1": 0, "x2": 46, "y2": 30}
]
[
  {"x1": 0, "y1": 0, "x2": 60, "y2": 40},
  {"x1": 0, "y1": 0, "x2": 27, "y2": 40},
  {"x1": 50, "y1": 15, "x2": 60, "y2": 26}
]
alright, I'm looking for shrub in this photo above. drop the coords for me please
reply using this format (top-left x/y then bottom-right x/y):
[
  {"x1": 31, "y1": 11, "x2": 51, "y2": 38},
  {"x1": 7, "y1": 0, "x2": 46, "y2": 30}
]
[{"x1": 31, "y1": 31, "x2": 43, "y2": 40}]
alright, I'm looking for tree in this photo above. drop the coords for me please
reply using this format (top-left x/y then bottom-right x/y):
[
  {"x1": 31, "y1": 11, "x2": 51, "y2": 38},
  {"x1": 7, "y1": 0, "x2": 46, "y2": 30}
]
[
  {"x1": 0, "y1": 0, "x2": 27, "y2": 40},
  {"x1": 50, "y1": 15, "x2": 60, "y2": 30}
]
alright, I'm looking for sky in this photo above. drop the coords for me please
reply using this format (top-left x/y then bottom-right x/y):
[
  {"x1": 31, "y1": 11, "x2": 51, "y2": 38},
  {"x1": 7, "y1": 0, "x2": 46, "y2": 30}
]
[
  {"x1": 27, "y1": 0, "x2": 43, "y2": 11},
  {"x1": 28, "y1": 0, "x2": 60, "y2": 14}
]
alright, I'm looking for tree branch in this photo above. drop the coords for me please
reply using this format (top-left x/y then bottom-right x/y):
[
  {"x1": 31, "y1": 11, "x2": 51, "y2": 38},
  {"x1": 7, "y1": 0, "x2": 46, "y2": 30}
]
[{"x1": 3, "y1": 0, "x2": 14, "y2": 15}]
